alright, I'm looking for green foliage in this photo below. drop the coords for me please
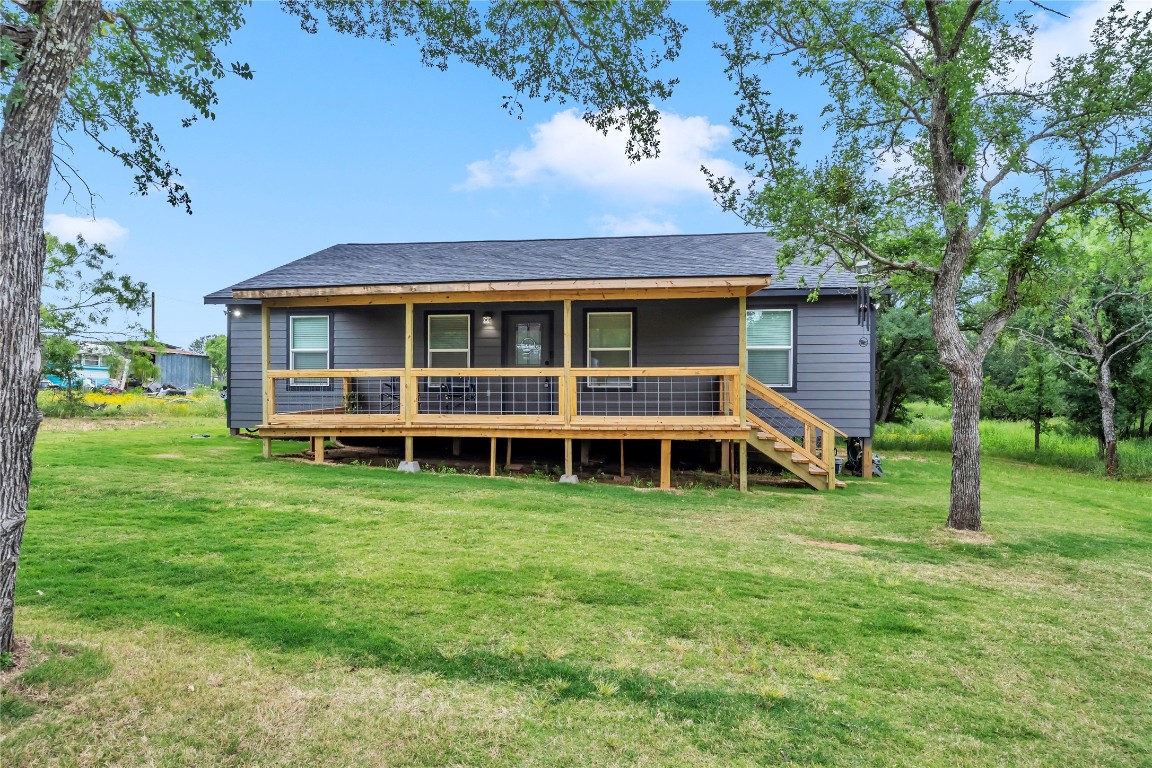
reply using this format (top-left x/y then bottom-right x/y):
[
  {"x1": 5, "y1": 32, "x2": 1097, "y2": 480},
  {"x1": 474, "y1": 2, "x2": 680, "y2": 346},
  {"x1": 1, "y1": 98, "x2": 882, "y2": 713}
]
[
  {"x1": 875, "y1": 293, "x2": 947, "y2": 422},
  {"x1": 706, "y1": 2, "x2": 1152, "y2": 292},
  {"x1": 203, "y1": 334, "x2": 227, "y2": 379},
  {"x1": 40, "y1": 233, "x2": 149, "y2": 340},
  {"x1": 40, "y1": 334, "x2": 81, "y2": 389},
  {"x1": 877, "y1": 402, "x2": 1152, "y2": 480}
]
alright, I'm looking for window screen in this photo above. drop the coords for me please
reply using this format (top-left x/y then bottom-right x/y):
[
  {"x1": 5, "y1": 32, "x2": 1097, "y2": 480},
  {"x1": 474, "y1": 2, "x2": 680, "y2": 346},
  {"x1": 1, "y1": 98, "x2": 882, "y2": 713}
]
[
  {"x1": 746, "y1": 309, "x2": 793, "y2": 387},
  {"x1": 290, "y1": 315, "x2": 330, "y2": 386},
  {"x1": 587, "y1": 311, "x2": 633, "y2": 388},
  {"x1": 428, "y1": 314, "x2": 470, "y2": 368}
]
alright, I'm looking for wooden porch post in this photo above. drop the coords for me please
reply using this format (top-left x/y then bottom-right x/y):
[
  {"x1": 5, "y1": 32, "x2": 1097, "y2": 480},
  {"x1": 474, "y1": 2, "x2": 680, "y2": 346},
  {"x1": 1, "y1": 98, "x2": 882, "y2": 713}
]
[
  {"x1": 562, "y1": 299, "x2": 573, "y2": 425},
  {"x1": 261, "y1": 303, "x2": 271, "y2": 460},
  {"x1": 739, "y1": 440, "x2": 748, "y2": 492},
  {"x1": 737, "y1": 295, "x2": 747, "y2": 420},
  {"x1": 579, "y1": 439, "x2": 591, "y2": 466},
  {"x1": 404, "y1": 436, "x2": 414, "y2": 463},
  {"x1": 490, "y1": 437, "x2": 497, "y2": 477},
  {"x1": 862, "y1": 437, "x2": 873, "y2": 478},
  {"x1": 660, "y1": 439, "x2": 672, "y2": 489},
  {"x1": 313, "y1": 436, "x2": 325, "y2": 464},
  {"x1": 261, "y1": 303, "x2": 271, "y2": 424},
  {"x1": 720, "y1": 439, "x2": 730, "y2": 474},
  {"x1": 403, "y1": 302, "x2": 414, "y2": 426},
  {"x1": 564, "y1": 438, "x2": 574, "y2": 477}
]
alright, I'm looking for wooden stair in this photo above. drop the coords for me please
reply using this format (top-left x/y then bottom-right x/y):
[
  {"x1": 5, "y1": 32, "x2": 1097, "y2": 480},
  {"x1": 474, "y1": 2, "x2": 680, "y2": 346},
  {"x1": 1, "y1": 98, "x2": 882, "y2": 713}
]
[{"x1": 744, "y1": 377, "x2": 847, "y2": 491}]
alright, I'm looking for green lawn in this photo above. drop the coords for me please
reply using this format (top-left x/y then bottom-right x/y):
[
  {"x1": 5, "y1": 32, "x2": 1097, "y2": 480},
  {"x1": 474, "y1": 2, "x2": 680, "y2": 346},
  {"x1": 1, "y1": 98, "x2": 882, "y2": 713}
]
[{"x1": 3, "y1": 419, "x2": 1150, "y2": 766}]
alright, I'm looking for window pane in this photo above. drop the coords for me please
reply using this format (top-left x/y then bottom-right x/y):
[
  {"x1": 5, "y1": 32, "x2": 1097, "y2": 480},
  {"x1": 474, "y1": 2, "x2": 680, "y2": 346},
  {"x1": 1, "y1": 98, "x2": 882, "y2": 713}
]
[
  {"x1": 749, "y1": 349, "x2": 790, "y2": 387},
  {"x1": 514, "y1": 322, "x2": 543, "y2": 366},
  {"x1": 588, "y1": 349, "x2": 631, "y2": 368},
  {"x1": 292, "y1": 350, "x2": 328, "y2": 370},
  {"x1": 429, "y1": 315, "x2": 469, "y2": 350},
  {"x1": 588, "y1": 313, "x2": 631, "y2": 348},
  {"x1": 429, "y1": 350, "x2": 469, "y2": 368},
  {"x1": 291, "y1": 316, "x2": 329, "y2": 349},
  {"x1": 747, "y1": 310, "x2": 791, "y2": 347}
]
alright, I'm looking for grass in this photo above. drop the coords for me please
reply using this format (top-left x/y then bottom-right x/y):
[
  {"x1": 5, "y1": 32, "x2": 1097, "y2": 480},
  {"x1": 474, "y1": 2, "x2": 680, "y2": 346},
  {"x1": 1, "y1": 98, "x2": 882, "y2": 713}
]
[
  {"x1": 876, "y1": 401, "x2": 1152, "y2": 479},
  {"x1": 2, "y1": 417, "x2": 1150, "y2": 766}
]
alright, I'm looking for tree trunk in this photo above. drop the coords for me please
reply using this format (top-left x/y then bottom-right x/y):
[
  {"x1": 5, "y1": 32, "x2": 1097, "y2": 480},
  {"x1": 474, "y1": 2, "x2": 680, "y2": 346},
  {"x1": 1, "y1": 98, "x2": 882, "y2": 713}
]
[
  {"x1": 0, "y1": 1, "x2": 103, "y2": 654},
  {"x1": 877, "y1": 374, "x2": 899, "y2": 423},
  {"x1": 1097, "y1": 363, "x2": 1119, "y2": 478},
  {"x1": 930, "y1": 236, "x2": 986, "y2": 531},
  {"x1": 945, "y1": 362, "x2": 984, "y2": 530}
]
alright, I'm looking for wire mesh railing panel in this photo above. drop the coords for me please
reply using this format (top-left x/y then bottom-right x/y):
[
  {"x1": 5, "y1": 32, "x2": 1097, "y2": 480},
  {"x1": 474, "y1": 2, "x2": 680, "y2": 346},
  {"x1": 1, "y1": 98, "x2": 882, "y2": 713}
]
[
  {"x1": 575, "y1": 376, "x2": 723, "y2": 417},
  {"x1": 746, "y1": 389, "x2": 805, "y2": 443},
  {"x1": 272, "y1": 375, "x2": 402, "y2": 417},
  {"x1": 272, "y1": 377, "x2": 342, "y2": 416},
  {"x1": 416, "y1": 375, "x2": 559, "y2": 416},
  {"x1": 345, "y1": 377, "x2": 401, "y2": 416}
]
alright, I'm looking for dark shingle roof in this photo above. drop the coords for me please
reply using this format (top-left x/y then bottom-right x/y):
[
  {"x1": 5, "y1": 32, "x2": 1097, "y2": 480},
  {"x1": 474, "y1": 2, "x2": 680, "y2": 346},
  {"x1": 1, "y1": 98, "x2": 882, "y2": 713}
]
[{"x1": 203, "y1": 233, "x2": 857, "y2": 303}]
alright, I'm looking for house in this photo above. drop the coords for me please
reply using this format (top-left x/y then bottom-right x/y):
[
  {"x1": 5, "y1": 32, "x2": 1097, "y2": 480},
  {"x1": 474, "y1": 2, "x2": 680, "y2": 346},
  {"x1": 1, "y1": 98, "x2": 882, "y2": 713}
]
[{"x1": 203, "y1": 233, "x2": 877, "y2": 490}]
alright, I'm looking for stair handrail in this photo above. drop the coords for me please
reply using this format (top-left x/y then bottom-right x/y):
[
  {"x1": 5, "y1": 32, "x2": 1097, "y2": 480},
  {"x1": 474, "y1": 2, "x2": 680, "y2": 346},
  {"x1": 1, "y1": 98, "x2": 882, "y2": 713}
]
[
  {"x1": 745, "y1": 409, "x2": 827, "y2": 470},
  {"x1": 745, "y1": 376, "x2": 848, "y2": 438}
]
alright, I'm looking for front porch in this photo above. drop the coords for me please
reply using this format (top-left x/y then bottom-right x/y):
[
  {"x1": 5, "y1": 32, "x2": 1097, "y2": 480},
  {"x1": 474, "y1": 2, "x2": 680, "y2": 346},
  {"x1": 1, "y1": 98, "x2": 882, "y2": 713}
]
[{"x1": 245, "y1": 277, "x2": 843, "y2": 490}]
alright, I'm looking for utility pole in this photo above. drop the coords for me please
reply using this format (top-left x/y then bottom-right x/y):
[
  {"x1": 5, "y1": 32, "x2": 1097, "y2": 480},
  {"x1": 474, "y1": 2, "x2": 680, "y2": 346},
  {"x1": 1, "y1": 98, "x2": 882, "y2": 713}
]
[{"x1": 151, "y1": 291, "x2": 156, "y2": 338}]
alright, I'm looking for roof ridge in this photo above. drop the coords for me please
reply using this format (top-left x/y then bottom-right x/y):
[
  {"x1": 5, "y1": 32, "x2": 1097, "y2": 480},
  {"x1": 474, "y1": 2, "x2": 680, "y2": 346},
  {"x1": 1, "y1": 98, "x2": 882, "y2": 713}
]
[{"x1": 335, "y1": 232, "x2": 766, "y2": 247}]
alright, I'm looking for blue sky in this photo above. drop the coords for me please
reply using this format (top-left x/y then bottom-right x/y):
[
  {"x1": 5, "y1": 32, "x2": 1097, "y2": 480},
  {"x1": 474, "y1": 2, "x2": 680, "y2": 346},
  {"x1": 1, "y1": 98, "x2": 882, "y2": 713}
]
[{"x1": 42, "y1": 0, "x2": 1113, "y2": 346}]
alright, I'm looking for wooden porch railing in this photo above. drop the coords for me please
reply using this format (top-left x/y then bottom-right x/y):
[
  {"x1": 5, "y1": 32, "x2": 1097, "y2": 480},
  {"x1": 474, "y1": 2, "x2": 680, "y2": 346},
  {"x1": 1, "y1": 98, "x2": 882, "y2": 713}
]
[{"x1": 264, "y1": 366, "x2": 742, "y2": 427}]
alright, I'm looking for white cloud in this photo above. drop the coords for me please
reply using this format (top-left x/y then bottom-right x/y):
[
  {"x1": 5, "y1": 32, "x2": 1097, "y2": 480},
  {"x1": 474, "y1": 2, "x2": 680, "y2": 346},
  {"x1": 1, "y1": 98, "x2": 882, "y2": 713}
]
[
  {"x1": 1009, "y1": 1, "x2": 1152, "y2": 86},
  {"x1": 596, "y1": 213, "x2": 680, "y2": 237},
  {"x1": 459, "y1": 109, "x2": 744, "y2": 204},
  {"x1": 44, "y1": 213, "x2": 129, "y2": 246}
]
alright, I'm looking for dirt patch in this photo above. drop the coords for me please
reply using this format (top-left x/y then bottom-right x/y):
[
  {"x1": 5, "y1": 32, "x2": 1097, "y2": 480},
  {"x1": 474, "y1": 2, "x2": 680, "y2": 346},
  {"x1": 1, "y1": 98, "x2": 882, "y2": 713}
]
[
  {"x1": 633, "y1": 487, "x2": 683, "y2": 495},
  {"x1": 786, "y1": 535, "x2": 864, "y2": 552},
  {"x1": 945, "y1": 529, "x2": 995, "y2": 545},
  {"x1": 0, "y1": 635, "x2": 32, "y2": 682}
]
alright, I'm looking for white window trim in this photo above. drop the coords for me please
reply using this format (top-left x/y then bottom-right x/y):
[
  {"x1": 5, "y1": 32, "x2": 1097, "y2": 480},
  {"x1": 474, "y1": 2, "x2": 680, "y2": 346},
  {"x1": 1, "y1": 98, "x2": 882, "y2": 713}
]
[
  {"x1": 746, "y1": 308, "x2": 794, "y2": 388},
  {"x1": 290, "y1": 314, "x2": 331, "y2": 387},
  {"x1": 586, "y1": 311, "x2": 633, "y2": 389},
  {"x1": 427, "y1": 313, "x2": 472, "y2": 368}
]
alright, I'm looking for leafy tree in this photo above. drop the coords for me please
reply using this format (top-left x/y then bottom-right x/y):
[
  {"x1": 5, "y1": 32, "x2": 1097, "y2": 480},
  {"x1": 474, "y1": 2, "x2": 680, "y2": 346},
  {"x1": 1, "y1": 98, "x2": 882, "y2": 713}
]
[
  {"x1": 875, "y1": 292, "x2": 947, "y2": 422},
  {"x1": 705, "y1": 1, "x2": 1152, "y2": 529},
  {"x1": 1021, "y1": 222, "x2": 1152, "y2": 476},
  {"x1": 203, "y1": 334, "x2": 227, "y2": 380},
  {"x1": 0, "y1": 0, "x2": 684, "y2": 652},
  {"x1": 40, "y1": 232, "x2": 149, "y2": 338},
  {"x1": 982, "y1": 328, "x2": 1061, "y2": 452}
]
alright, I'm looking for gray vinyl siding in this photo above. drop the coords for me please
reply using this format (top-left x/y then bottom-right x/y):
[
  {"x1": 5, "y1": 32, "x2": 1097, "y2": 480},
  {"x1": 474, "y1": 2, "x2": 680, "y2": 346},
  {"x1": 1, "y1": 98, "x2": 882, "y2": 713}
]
[
  {"x1": 748, "y1": 294, "x2": 874, "y2": 436},
  {"x1": 227, "y1": 306, "x2": 263, "y2": 429}
]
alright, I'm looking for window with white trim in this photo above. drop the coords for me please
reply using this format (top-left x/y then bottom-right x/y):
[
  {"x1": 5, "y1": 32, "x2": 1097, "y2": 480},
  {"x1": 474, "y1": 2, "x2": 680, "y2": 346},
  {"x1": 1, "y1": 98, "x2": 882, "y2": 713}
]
[
  {"x1": 746, "y1": 309, "x2": 793, "y2": 388},
  {"x1": 290, "y1": 315, "x2": 330, "y2": 386},
  {"x1": 427, "y1": 314, "x2": 471, "y2": 368},
  {"x1": 586, "y1": 311, "x2": 633, "y2": 388}
]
